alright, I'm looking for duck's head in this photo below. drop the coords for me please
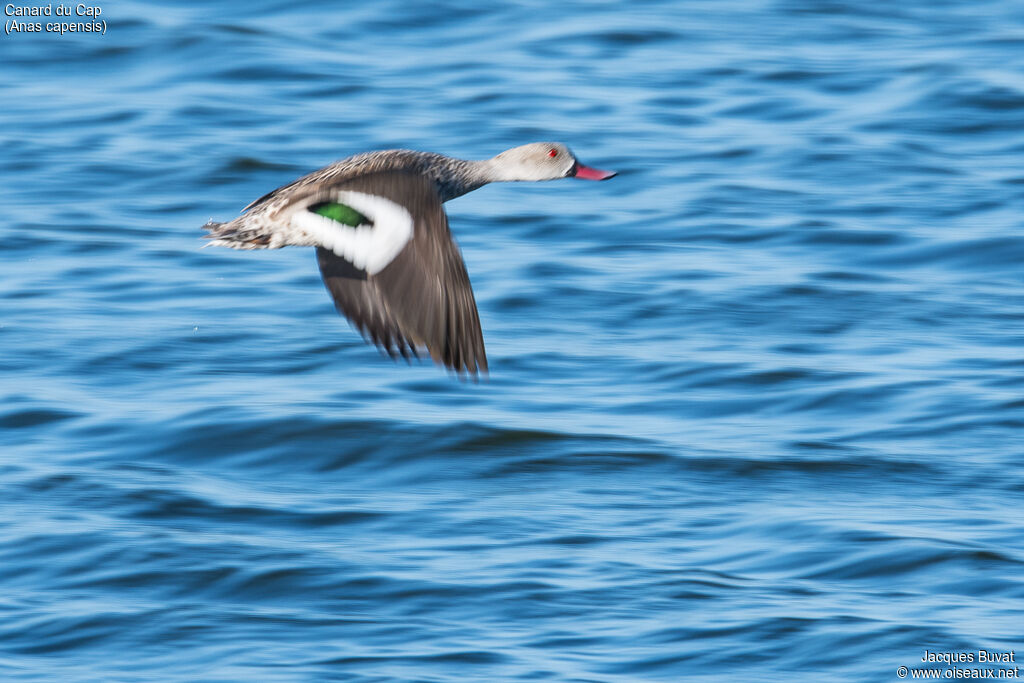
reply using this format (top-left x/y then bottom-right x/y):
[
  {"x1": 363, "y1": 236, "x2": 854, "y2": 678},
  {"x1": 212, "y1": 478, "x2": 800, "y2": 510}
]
[{"x1": 489, "y1": 142, "x2": 617, "y2": 182}]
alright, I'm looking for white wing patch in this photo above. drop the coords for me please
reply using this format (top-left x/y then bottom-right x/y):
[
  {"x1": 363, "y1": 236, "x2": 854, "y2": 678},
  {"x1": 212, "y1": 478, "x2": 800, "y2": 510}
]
[{"x1": 290, "y1": 191, "x2": 414, "y2": 275}]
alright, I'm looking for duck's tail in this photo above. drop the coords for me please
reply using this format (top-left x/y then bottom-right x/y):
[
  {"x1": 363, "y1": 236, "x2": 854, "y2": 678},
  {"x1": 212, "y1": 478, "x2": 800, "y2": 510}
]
[{"x1": 202, "y1": 217, "x2": 277, "y2": 250}]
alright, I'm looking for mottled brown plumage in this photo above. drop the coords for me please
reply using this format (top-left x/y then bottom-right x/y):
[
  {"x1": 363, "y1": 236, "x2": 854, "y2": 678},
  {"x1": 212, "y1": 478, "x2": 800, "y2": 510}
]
[{"x1": 315, "y1": 171, "x2": 486, "y2": 374}]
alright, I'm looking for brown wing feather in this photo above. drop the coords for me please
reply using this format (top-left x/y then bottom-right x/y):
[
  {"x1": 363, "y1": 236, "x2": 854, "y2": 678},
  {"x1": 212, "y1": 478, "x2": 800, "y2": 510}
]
[{"x1": 314, "y1": 171, "x2": 487, "y2": 375}]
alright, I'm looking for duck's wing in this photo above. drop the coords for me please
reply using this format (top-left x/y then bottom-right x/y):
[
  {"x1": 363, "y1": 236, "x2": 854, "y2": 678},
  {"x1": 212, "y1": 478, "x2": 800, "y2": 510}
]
[{"x1": 304, "y1": 171, "x2": 487, "y2": 376}]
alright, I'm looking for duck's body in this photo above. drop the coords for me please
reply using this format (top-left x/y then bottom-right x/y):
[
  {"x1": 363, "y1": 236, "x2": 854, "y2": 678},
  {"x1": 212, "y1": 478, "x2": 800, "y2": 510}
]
[{"x1": 204, "y1": 143, "x2": 615, "y2": 375}]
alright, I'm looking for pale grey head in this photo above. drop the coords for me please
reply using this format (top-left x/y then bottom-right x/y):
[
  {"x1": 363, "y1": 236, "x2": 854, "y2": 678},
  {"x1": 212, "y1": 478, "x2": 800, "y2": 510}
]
[{"x1": 485, "y1": 142, "x2": 617, "y2": 182}]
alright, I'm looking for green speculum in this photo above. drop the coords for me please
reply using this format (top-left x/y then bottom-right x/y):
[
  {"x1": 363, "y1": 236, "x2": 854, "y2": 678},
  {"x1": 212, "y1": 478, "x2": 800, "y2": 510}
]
[{"x1": 310, "y1": 202, "x2": 369, "y2": 226}]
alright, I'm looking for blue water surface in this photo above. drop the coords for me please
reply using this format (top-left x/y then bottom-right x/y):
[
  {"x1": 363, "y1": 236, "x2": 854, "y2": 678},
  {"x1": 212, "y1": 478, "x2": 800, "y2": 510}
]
[{"x1": 2, "y1": 1, "x2": 1023, "y2": 681}]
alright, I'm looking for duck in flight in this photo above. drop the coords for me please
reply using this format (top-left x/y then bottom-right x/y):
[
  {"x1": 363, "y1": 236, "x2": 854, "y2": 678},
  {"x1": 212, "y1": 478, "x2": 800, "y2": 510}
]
[{"x1": 204, "y1": 143, "x2": 616, "y2": 375}]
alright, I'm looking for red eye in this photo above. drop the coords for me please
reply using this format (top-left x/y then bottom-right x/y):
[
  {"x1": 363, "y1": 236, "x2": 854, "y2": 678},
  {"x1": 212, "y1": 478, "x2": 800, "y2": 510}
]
[{"x1": 548, "y1": 149, "x2": 558, "y2": 157}]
